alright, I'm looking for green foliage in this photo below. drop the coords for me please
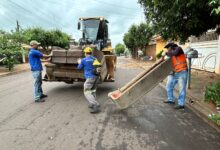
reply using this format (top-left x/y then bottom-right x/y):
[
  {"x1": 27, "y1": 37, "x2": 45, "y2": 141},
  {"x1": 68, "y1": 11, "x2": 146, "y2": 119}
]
[
  {"x1": 114, "y1": 43, "x2": 125, "y2": 55},
  {"x1": 0, "y1": 30, "x2": 22, "y2": 71},
  {"x1": 209, "y1": 0, "x2": 220, "y2": 15},
  {"x1": 123, "y1": 24, "x2": 138, "y2": 51},
  {"x1": 138, "y1": 0, "x2": 220, "y2": 42},
  {"x1": 23, "y1": 28, "x2": 71, "y2": 51},
  {"x1": 204, "y1": 82, "x2": 220, "y2": 106},
  {"x1": 0, "y1": 27, "x2": 71, "y2": 70},
  {"x1": 156, "y1": 50, "x2": 164, "y2": 59},
  {"x1": 209, "y1": 114, "x2": 220, "y2": 125},
  {"x1": 123, "y1": 23, "x2": 153, "y2": 58}
]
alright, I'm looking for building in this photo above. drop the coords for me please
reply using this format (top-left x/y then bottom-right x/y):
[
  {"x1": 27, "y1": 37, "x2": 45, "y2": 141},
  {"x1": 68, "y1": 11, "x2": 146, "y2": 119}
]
[
  {"x1": 189, "y1": 31, "x2": 220, "y2": 74},
  {"x1": 144, "y1": 33, "x2": 220, "y2": 75},
  {"x1": 144, "y1": 35, "x2": 166, "y2": 60}
]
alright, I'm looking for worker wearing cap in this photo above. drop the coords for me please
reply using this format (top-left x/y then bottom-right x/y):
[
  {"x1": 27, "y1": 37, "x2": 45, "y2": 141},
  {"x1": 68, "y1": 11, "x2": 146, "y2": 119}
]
[
  {"x1": 163, "y1": 43, "x2": 188, "y2": 109},
  {"x1": 77, "y1": 47, "x2": 101, "y2": 113},
  {"x1": 29, "y1": 40, "x2": 51, "y2": 103}
]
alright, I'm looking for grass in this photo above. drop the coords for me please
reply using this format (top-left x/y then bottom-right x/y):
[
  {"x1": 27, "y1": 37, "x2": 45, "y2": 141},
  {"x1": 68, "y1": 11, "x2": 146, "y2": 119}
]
[{"x1": 209, "y1": 114, "x2": 220, "y2": 126}]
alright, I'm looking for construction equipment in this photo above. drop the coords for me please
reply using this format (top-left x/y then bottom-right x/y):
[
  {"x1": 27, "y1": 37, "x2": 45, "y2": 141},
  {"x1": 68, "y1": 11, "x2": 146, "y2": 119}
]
[
  {"x1": 108, "y1": 58, "x2": 172, "y2": 109},
  {"x1": 44, "y1": 17, "x2": 116, "y2": 83}
]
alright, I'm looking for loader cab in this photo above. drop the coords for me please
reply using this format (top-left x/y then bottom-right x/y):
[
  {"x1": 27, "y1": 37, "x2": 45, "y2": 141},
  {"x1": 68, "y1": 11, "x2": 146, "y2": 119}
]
[{"x1": 78, "y1": 17, "x2": 109, "y2": 50}]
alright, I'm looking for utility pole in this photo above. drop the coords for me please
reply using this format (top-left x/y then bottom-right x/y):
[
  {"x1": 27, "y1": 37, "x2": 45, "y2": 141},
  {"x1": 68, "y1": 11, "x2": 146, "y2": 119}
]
[
  {"x1": 16, "y1": 20, "x2": 20, "y2": 32},
  {"x1": 16, "y1": 20, "x2": 26, "y2": 63}
]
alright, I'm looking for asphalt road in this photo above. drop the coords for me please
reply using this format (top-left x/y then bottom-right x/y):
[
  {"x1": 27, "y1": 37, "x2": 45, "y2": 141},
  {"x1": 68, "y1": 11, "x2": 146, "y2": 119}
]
[{"x1": 0, "y1": 58, "x2": 219, "y2": 150}]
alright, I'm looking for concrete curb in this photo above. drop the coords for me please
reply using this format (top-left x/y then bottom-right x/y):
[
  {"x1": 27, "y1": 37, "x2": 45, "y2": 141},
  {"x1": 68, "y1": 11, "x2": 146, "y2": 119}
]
[
  {"x1": 159, "y1": 82, "x2": 220, "y2": 133},
  {"x1": 0, "y1": 69, "x2": 30, "y2": 78}
]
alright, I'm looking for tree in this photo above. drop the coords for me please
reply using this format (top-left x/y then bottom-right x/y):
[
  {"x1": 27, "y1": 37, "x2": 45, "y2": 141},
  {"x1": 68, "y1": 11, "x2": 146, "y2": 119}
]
[
  {"x1": 209, "y1": 0, "x2": 220, "y2": 15},
  {"x1": 23, "y1": 28, "x2": 70, "y2": 52},
  {"x1": 123, "y1": 25, "x2": 138, "y2": 58},
  {"x1": 123, "y1": 23, "x2": 153, "y2": 58},
  {"x1": 0, "y1": 30, "x2": 22, "y2": 71},
  {"x1": 49, "y1": 29, "x2": 70, "y2": 49},
  {"x1": 138, "y1": 0, "x2": 220, "y2": 42},
  {"x1": 0, "y1": 27, "x2": 71, "y2": 70},
  {"x1": 136, "y1": 23, "x2": 154, "y2": 49},
  {"x1": 114, "y1": 43, "x2": 125, "y2": 55}
]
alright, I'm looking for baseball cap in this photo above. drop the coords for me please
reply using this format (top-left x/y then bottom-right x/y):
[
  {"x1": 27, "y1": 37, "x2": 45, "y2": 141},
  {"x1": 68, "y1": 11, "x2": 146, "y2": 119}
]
[
  {"x1": 164, "y1": 43, "x2": 178, "y2": 48},
  {"x1": 30, "y1": 40, "x2": 41, "y2": 46}
]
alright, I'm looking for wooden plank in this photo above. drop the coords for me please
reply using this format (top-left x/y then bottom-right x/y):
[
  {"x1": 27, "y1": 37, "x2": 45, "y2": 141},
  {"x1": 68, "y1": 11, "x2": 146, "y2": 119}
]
[
  {"x1": 52, "y1": 57, "x2": 67, "y2": 64},
  {"x1": 67, "y1": 50, "x2": 83, "y2": 57},
  {"x1": 52, "y1": 50, "x2": 66, "y2": 56},
  {"x1": 66, "y1": 57, "x2": 78, "y2": 64},
  {"x1": 52, "y1": 50, "x2": 67, "y2": 63},
  {"x1": 108, "y1": 58, "x2": 172, "y2": 109}
]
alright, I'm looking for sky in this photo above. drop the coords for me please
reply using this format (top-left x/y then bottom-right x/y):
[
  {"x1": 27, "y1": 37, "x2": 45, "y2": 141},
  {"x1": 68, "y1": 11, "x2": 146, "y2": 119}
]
[{"x1": 0, "y1": 0, "x2": 144, "y2": 47}]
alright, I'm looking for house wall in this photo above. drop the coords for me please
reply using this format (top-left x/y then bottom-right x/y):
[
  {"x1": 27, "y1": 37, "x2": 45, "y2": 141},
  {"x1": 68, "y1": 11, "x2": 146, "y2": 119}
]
[
  {"x1": 190, "y1": 39, "x2": 220, "y2": 74},
  {"x1": 156, "y1": 39, "x2": 166, "y2": 54},
  {"x1": 216, "y1": 35, "x2": 220, "y2": 74},
  {"x1": 145, "y1": 44, "x2": 156, "y2": 59}
]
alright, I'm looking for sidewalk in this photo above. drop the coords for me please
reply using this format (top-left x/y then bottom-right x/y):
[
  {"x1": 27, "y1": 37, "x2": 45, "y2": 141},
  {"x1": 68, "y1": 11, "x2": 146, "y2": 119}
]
[
  {"x1": 166, "y1": 69, "x2": 220, "y2": 130},
  {"x1": 0, "y1": 63, "x2": 30, "y2": 77},
  {"x1": 185, "y1": 69, "x2": 220, "y2": 112},
  {"x1": 125, "y1": 57, "x2": 220, "y2": 131}
]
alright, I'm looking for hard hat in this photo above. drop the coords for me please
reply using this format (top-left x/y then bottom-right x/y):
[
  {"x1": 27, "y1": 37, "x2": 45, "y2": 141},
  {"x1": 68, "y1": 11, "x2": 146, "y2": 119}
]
[
  {"x1": 84, "y1": 47, "x2": 92, "y2": 53},
  {"x1": 93, "y1": 59, "x2": 101, "y2": 66}
]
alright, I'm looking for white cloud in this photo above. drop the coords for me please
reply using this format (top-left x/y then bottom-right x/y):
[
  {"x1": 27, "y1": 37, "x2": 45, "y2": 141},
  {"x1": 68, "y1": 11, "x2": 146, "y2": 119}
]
[
  {"x1": 0, "y1": 0, "x2": 144, "y2": 47},
  {"x1": 0, "y1": 9, "x2": 5, "y2": 15}
]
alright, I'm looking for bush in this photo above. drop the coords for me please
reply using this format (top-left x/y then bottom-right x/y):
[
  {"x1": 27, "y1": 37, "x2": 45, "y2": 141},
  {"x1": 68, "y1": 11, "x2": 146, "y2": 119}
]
[
  {"x1": 204, "y1": 82, "x2": 220, "y2": 107},
  {"x1": 0, "y1": 30, "x2": 22, "y2": 71},
  {"x1": 209, "y1": 114, "x2": 220, "y2": 126},
  {"x1": 0, "y1": 48, "x2": 21, "y2": 71},
  {"x1": 156, "y1": 50, "x2": 164, "y2": 59}
]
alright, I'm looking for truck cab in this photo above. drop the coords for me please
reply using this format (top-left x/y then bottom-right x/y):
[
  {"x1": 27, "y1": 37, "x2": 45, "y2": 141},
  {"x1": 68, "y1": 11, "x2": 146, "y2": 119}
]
[{"x1": 78, "y1": 17, "x2": 112, "y2": 53}]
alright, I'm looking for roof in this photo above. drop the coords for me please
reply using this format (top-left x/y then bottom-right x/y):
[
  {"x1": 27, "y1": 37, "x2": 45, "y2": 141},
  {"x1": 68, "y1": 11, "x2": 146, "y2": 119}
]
[
  {"x1": 151, "y1": 35, "x2": 163, "y2": 41},
  {"x1": 79, "y1": 17, "x2": 109, "y2": 23}
]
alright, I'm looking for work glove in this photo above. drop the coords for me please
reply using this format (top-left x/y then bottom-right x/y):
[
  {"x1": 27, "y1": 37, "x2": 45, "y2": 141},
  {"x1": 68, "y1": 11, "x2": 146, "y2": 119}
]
[
  {"x1": 162, "y1": 51, "x2": 166, "y2": 57},
  {"x1": 96, "y1": 67, "x2": 101, "y2": 73},
  {"x1": 48, "y1": 51, "x2": 53, "y2": 57},
  {"x1": 77, "y1": 58, "x2": 81, "y2": 64}
]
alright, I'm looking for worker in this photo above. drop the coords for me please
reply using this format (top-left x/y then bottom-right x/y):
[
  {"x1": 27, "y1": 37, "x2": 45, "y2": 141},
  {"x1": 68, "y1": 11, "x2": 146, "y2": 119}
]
[
  {"x1": 29, "y1": 40, "x2": 52, "y2": 103},
  {"x1": 77, "y1": 47, "x2": 101, "y2": 113},
  {"x1": 163, "y1": 43, "x2": 188, "y2": 109}
]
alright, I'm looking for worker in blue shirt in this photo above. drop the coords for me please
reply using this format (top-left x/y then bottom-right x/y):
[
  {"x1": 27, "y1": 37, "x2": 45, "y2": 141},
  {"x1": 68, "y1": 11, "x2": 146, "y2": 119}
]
[
  {"x1": 29, "y1": 40, "x2": 51, "y2": 102},
  {"x1": 77, "y1": 47, "x2": 101, "y2": 113}
]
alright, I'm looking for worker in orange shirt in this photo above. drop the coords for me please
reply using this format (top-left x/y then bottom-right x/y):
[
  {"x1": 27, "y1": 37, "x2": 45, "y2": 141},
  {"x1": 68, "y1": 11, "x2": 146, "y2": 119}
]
[{"x1": 163, "y1": 43, "x2": 188, "y2": 109}]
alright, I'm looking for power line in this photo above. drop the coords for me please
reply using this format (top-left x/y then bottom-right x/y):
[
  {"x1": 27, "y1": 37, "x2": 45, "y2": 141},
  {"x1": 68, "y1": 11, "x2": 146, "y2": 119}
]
[
  {"x1": 0, "y1": 0, "x2": 142, "y2": 32},
  {"x1": 45, "y1": 0, "x2": 139, "y2": 17},
  {"x1": 7, "y1": 0, "x2": 57, "y2": 27},
  {"x1": 21, "y1": 0, "x2": 61, "y2": 28},
  {"x1": 91, "y1": 0, "x2": 140, "y2": 10}
]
